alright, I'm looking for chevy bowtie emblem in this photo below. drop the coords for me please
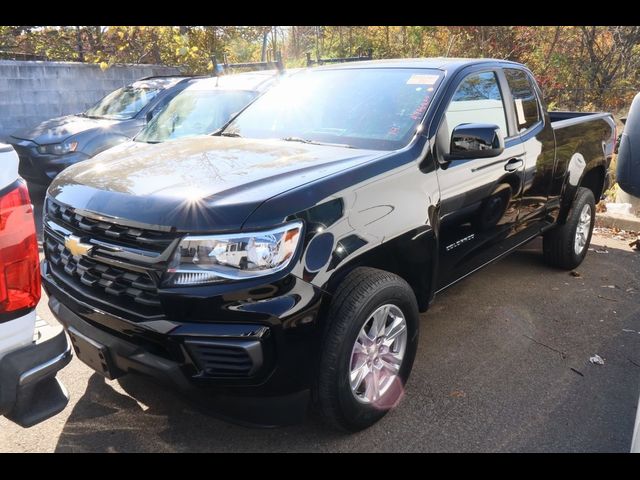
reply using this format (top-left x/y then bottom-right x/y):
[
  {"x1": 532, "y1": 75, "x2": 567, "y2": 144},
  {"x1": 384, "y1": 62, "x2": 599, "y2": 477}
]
[{"x1": 64, "y1": 235, "x2": 94, "y2": 257}]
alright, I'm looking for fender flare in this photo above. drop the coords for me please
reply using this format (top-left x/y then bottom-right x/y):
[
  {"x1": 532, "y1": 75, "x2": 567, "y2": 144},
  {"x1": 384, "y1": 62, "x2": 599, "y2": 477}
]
[{"x1": 557, "y1": 152, "x2": 587, "y2": 225}]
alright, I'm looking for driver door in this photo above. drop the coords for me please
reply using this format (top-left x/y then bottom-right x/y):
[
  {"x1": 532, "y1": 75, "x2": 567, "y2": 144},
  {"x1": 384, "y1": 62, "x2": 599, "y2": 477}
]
[{"x1": 434, "y1": 69, "x2": 526, "y2": 290}]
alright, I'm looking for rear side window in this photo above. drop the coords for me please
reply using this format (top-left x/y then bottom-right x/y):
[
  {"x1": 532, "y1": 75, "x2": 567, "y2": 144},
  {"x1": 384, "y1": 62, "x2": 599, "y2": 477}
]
[{"x1": 504, "y1": 69, "x2": 540, "y2": 132}]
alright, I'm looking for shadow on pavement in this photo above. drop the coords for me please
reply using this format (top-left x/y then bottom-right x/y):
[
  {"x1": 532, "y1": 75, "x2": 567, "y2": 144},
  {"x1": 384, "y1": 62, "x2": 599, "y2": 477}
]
[{"x1": 54, "y1": 373, "x2": 347, "y2": 453}]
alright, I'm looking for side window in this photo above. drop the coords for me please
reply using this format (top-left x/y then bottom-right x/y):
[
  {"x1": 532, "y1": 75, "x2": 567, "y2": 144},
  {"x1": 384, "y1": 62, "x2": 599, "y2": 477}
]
[
  {"x1": 504, "y1": 69, "x2": 540, "y2": 132},
  {"x1": 438, "y1": 71, "x2": 508, "y2": 155}
]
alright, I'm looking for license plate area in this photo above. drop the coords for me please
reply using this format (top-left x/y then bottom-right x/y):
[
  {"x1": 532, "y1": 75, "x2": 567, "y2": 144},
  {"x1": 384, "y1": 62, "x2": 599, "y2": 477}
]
[{"x1": 67, "y1": 326, "x2": 122, "y2": 380}]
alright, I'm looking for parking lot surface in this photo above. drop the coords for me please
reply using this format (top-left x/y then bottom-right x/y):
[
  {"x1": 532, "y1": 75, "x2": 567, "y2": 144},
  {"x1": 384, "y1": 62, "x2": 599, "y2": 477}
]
[{"x1": 1, "y1": 185, "x2": 639, "y2": 452}]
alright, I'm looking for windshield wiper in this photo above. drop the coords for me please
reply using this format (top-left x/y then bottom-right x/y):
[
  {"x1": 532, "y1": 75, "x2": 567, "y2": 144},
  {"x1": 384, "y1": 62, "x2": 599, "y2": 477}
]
[
  {"x1": 220, "y1": 131, "x2": 242, "y2": 138},
  {"x1": 281, "y1": 137, "x2": 353, "y2": 148}
]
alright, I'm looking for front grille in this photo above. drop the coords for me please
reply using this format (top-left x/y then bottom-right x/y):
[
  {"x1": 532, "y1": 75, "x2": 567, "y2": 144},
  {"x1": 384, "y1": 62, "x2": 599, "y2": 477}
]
[
  {"x1": 45, "y1": 232, "x2": 162, "y2": 313},
  {"x1": 43, "y1": 198, "x2": 176, "y2": 319},
  {"x1": 46, "y1": 198, "x2": 175, "y2": 253},
  {"x1": 185, "y1": 339, "x2": 261, "y2": 377}
]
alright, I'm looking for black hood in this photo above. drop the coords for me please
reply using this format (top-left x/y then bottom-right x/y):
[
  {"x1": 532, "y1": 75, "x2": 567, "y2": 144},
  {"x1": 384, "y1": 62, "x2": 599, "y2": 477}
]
[
  {"x1": 10, "y1": 114, "x2": 118, "y2": 145},
  {"x1": 48, "y1": 136, "x2": 385, "y2": 232}
]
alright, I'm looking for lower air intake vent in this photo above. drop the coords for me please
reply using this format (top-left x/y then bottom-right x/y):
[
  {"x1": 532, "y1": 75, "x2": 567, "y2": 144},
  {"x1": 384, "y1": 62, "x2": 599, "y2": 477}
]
[{"x1": 184, "y1": 339, "x2": 263, "y2": 378}]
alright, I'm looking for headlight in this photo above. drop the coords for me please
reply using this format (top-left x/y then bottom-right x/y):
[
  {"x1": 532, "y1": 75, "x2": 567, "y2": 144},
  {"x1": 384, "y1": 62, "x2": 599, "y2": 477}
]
[
  {"x1": 37, "y1": 140, "x2": 78, "y2": 155},
  {"x1": 164, "y1": 221, "x2": 303, "y2": 286}
]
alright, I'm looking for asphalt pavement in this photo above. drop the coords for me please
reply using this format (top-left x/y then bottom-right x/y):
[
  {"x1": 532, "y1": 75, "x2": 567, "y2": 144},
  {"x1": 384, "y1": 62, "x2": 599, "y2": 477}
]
[{"x1": 1, "y1": 185, "x2": 639, "y2": 452}]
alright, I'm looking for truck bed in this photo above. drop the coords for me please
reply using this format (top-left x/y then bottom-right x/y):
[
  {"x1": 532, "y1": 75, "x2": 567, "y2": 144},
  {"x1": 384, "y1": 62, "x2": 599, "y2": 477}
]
[{"x1": 549, "y1": 110, "x2": 614, "y2": 129}]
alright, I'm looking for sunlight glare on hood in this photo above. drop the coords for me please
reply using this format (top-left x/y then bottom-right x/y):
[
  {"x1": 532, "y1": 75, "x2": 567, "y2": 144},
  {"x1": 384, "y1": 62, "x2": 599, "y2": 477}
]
[{"x1": 186, "y1": 186, "x2": 209, "y2": 203}]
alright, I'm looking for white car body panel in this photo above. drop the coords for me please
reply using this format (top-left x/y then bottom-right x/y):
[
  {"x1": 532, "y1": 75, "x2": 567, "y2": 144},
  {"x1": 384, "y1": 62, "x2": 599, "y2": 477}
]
[
  {"x1": 0, "y1": 143, "x2": 19, "y2": 189},
  {"x1": 0, "y1": 314, "x2": 35, "y2": 361}
]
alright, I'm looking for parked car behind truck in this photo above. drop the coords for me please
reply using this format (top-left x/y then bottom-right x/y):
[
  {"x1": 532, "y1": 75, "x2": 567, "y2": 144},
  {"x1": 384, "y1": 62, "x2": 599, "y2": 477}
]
[
  {"x1": 41, "y1": 59, "x2": 616, "y2": 431},
  {"x1": 135, "y1": 70, "x2": 285, "y2": 144},
  {"x1": 7, "y1": 75, "x2": 193, "y2": 185},
  {"x1": 100, "y1": 70, "x2": 287, "y2": 162},
  {"x1": 0, "y1": 144, "x2": 71, "y2": 427}
]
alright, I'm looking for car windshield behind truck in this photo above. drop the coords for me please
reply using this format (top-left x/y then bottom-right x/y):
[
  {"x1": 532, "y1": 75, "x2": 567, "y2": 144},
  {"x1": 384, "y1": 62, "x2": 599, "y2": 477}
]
[
  {"x1": 84, "y1": 86, "x2": 161, "y2": 120},
  {"x1": 136, "y1": 89, "x2": 257, "y2": 143},
  {"x1": 224, "y1": 68, "x2": 444, "y2": 151}
]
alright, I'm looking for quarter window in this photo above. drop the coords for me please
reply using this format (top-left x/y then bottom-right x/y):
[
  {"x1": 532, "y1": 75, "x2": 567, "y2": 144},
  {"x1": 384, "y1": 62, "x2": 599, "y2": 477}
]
[{"x1": 504, "y1": 69, "x2": 540, "y2": 132}]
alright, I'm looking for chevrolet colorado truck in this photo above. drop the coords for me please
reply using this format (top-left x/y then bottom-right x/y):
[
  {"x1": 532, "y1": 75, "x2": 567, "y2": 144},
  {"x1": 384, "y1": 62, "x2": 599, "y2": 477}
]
[
  {"x1": 0, "y1": 143, "x2": 71, "y2": 427},
  {"x1": 41, "y1": 59, "x2": 616, "y2": 431}
]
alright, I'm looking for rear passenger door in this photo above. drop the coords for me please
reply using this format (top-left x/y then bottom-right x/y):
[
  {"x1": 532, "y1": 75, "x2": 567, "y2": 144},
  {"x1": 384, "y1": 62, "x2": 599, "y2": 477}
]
[
  {"x1": 502, "y1": 68, "x2": 556, "y2": 232},
  {"x1": 434, "y1": 69, "x2": 527, "y2": 290}
]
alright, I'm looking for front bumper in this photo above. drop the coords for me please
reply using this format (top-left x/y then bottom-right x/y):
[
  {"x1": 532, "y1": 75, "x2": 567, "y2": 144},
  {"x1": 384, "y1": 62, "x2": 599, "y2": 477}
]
[
  {"x1": 42, "y1": 260, "x2": 326, "y2": 425},
  {"x1": 7, "y1": 138, "x2": 89, "y2": 184},
  {"x1": 0, "y1": 320, "x2": 72, "y2": 427},
  {"x1": 48, "y1": 297, "x2": 309, "y2": 425}
]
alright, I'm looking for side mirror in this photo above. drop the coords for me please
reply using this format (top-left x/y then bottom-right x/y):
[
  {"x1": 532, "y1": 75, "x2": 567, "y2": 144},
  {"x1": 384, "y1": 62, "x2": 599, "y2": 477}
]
[
  {"x1": 146, "y1": 110, "x2": 154, "y2": 122},
  {"x1": 445, "y1": 123, "x2": 505, "y2": 161}
]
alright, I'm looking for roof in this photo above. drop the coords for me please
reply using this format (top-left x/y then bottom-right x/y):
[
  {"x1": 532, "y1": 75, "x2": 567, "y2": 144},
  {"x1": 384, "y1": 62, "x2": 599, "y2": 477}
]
[{"x1": 314, "y1": 57, "x2": 524, "y2": 73}]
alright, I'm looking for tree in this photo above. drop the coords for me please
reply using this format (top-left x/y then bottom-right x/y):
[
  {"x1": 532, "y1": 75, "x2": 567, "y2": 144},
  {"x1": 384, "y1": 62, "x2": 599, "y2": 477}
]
[{"x1": 580, "y1": 26, "x2": 640, "y2": 109}]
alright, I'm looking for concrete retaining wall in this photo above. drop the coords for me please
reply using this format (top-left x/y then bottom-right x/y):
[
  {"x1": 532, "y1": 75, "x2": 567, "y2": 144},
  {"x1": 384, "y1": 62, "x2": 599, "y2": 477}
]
[{"x1": 0, "y1": 60, "x2": 180, "y2": 140}]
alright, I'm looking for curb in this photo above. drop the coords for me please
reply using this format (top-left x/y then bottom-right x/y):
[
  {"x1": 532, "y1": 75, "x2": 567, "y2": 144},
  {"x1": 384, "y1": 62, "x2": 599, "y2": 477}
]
[{"x1": 595, "y1": 212, "x2": 640, "y2": 233}]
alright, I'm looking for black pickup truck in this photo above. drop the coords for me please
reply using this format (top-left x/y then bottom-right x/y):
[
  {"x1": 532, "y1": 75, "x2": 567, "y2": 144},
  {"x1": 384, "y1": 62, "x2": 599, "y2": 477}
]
[{"x1": 41, "y1": 58, "x2": 616, "y2": 431}]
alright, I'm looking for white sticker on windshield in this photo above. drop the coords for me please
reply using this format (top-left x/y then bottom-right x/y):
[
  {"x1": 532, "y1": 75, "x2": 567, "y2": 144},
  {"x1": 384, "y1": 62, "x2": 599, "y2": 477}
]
[
  {"x1": 515, "y1": 98, "x2": 526, "y2": 125},
  {"x1": 406, "y1": 74, "x2": 439, "y2": 85}
]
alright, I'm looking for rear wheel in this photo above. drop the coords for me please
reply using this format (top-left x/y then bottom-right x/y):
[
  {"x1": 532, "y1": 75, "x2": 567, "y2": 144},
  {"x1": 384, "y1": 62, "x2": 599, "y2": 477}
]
[
  {"x1": 543, "y1": 187, "x2": 595, "y2": 270},
  {"x1": 316, "y1": 267, "x2": 419, "y2": 431}
]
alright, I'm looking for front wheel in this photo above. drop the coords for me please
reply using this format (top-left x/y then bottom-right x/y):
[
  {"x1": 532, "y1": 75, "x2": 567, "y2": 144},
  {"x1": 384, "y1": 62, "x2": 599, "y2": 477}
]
[
  {"x1": 543, "y1": 186, "x2": 595, "y2": 270},
  {"x1": 316, "y1": 267, "x2": 419, "y2": 432}
]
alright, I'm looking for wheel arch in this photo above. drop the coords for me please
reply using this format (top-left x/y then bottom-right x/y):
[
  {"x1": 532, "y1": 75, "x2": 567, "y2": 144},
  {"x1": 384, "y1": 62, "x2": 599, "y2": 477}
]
[
  {"x1": 580, "y1": 165, "x2": 606, "y2": 202},
  {"x1": 557, "y1": 153, "x2": 605, "y2": 226},
  {"x1": 323, "y1": 227, "x2": 439, "y2": 313}
]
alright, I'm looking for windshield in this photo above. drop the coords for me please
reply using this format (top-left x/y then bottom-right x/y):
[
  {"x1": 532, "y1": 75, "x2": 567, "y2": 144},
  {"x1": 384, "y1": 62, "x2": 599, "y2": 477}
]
[
  {"x1": 136, "y1": 89, "x2": 257, "y2": 143},
  {"x1": 84, "y1": 86, "x2": 161, "y2": 120},
  {"x1": 224, "y1": 68, "x2": 444, "y2": 150}
]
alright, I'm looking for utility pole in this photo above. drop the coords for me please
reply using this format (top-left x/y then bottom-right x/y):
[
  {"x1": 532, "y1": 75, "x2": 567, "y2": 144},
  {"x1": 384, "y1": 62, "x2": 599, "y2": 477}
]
[
  {"x1": 261, "y1": 28, "x2": 269, "y2": 62},
  {"x1": 75, "y1": 26, "x2": 84, "y2": 62}
]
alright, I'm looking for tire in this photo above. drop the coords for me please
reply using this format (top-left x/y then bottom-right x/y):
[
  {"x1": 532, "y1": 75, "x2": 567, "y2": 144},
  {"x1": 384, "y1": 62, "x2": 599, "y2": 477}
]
[
  {"x1": 316, "y1": 267, "x2": 419, "y2": 432},
  {"x1": 543, "y1": 187, "x2": 595, "y2": 270}
]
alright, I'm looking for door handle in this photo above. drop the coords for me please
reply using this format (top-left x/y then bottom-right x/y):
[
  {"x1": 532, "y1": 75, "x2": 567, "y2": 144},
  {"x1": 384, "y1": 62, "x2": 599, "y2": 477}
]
[{"x1": 504, "y1": 158, "x2": 524, "y2": 172}]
